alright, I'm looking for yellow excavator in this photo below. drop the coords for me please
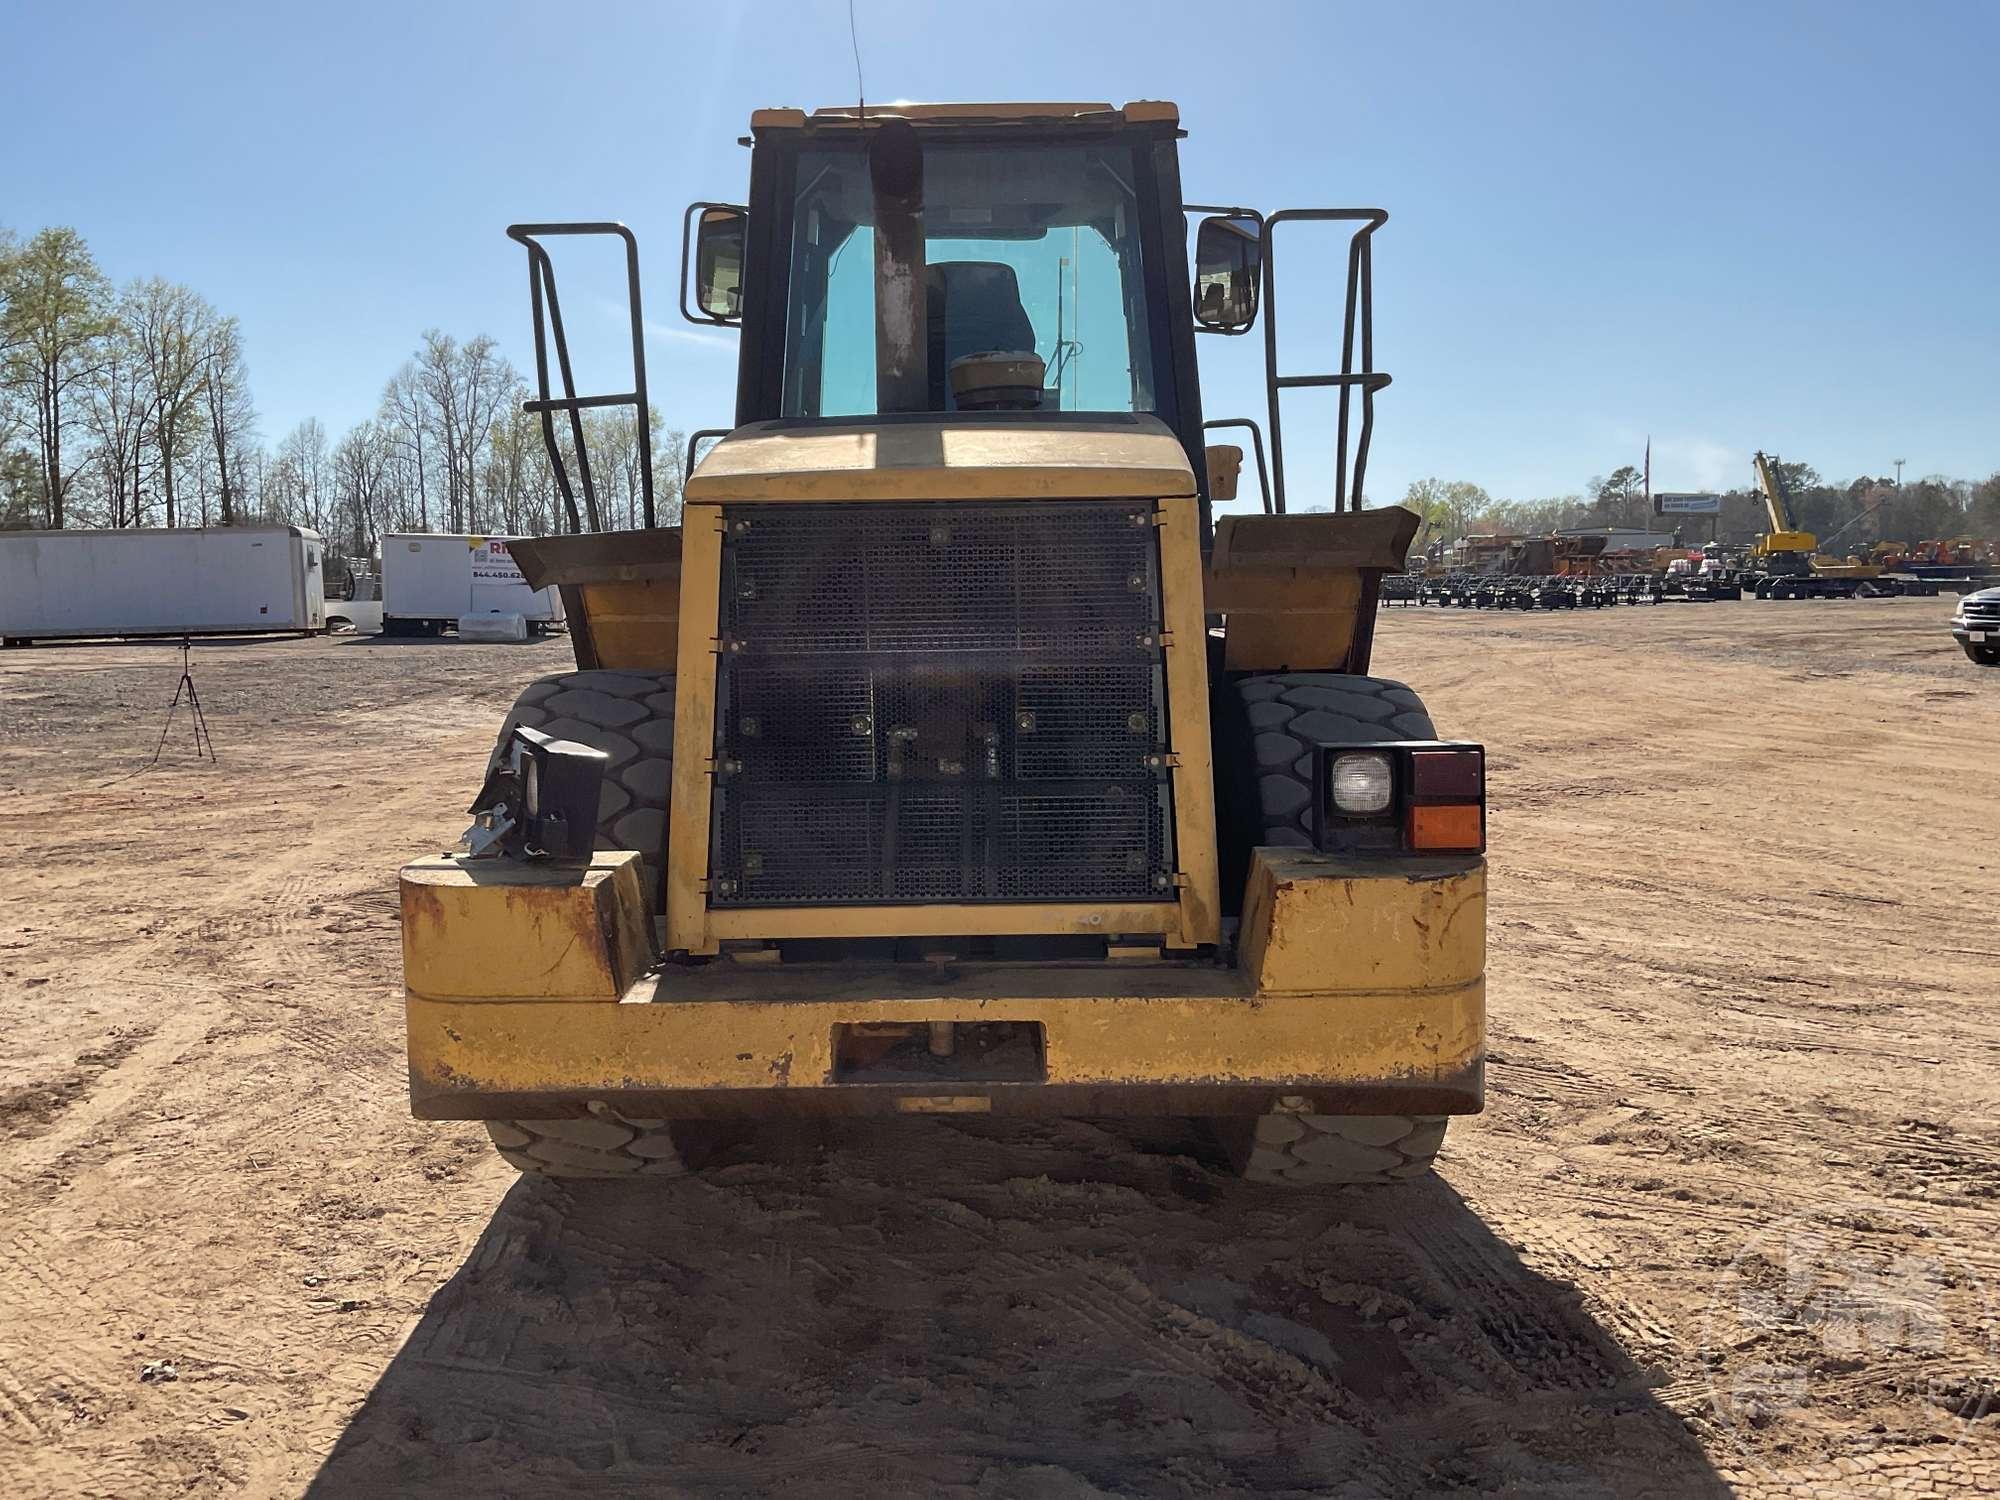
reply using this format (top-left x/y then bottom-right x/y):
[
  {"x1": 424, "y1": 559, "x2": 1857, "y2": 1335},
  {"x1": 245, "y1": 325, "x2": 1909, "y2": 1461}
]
[{"x1": 396, "y1": 101, "x2": 1486, "y2": 1188}]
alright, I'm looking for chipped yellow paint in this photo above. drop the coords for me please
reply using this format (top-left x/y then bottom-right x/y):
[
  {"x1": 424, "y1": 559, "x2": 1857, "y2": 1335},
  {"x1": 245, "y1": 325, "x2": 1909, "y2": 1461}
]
[
  {"x1": 1157, "y1": 497, "x2": 1221, "y2": 948},
  {"x1": 683, "y1": 417, "x2": 1196, "y2": 504},
  {"x1": 1204, "y1": 509, "x2": 1418, "y2": 672},
  {"x1": 399, "y1": 853, "x2": 657, "y2": 1002},
  {"x1": 406, "y1": 977, "x2": 1484, "y2": 1094},
  {"x1": 896, "y1": 1096, "x2": 994, "y2": 1114},
  {"x1": 660, "y1": 484, "x2": 1219, "y2": 953},
  {"x1": 1238, "y1": 849, "x2": 1485, "y2": 994},
  {"x1": 665, "y1": 506, "x2": 724, "y2": 953},
  {"x1": 577, "y1": 578, "x2": 679, "y2": 671},
  {"x1": 402, "y1": 845, "x2": 1485, "y2": 1098},
  {"x1": 703, "y1": 902, "x2": 1184, "y2": 943}
]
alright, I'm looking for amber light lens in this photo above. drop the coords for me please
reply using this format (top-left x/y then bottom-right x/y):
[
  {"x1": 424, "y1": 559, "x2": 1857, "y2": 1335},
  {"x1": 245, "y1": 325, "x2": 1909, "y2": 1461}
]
[
  {"x1": 1408, "y1": 802, "x2": 1484, "y2": 852},
  {"x1": 1409, "y1": 749, "x2": 1483, "y2": 800}
]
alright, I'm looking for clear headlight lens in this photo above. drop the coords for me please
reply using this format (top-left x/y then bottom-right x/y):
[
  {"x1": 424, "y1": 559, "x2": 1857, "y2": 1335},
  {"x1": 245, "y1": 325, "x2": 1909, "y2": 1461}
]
[{"x1": 1330, "y1": 751, "x2": 1394, "y2": 815}]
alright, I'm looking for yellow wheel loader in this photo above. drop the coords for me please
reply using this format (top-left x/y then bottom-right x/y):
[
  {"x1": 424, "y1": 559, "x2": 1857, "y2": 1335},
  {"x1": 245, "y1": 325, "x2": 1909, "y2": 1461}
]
[{"x1": 400, "y1": 102, "x2": 1486, "y2": 1186}]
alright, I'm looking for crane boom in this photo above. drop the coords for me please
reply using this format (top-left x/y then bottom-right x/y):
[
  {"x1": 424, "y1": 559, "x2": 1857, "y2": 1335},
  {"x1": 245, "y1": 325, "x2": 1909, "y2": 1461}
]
[
  {"x1": 1750, "y1": 450, "x2": 1816, "y2": 557},
  {"x1": 1752, "y1": 451, "x2": 1798, "y2": 533}
]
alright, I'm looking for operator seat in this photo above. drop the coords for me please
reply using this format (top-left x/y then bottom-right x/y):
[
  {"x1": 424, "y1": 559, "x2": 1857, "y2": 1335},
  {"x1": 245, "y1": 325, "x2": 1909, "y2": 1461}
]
[{"x1": 925, "y1": 261, "x2": 1039, "y2": 410}]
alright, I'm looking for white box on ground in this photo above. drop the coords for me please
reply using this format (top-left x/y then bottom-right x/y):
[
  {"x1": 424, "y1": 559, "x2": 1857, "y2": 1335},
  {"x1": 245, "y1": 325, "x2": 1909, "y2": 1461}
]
[
  {"x1": 457, "y1": 613, "x2": 529, "y2": 643},
  {"x1": 382, "y1": 534, "x2": 564, "y2": 636},
  {"x1": 0, "y1": 526, "x2": 327, "y2": 645}
]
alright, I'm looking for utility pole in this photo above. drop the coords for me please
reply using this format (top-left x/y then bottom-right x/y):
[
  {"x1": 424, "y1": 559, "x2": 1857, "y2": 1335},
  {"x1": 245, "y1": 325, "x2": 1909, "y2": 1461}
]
[{"x1": 1893, "y1": 459, "x2": 1905, "y2": 489}]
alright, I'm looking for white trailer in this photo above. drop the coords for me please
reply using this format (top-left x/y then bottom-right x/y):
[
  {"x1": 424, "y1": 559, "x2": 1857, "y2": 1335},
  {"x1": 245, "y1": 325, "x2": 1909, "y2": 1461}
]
[
  {"x1": 0, "y1": 526, "x2": 327, "y2": 646},
  {"x1": 381, "y1": 534, "x2": 565, "y2": 636},
  {"x1": 324, "y1": 565, "x2": 383, "y2": 635}
]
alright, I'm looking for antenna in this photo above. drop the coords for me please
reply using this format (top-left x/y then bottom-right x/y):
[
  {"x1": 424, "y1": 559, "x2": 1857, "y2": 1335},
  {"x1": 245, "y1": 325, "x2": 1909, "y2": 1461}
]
[{"x1": 848, "y1": 0, "x2": 865, "y2": 123}]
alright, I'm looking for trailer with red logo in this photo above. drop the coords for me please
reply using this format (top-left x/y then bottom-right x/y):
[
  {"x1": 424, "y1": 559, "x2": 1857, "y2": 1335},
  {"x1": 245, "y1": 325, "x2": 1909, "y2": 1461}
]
[{"x1": 380, "y1": 533, "x2": 566, "y2": 637}]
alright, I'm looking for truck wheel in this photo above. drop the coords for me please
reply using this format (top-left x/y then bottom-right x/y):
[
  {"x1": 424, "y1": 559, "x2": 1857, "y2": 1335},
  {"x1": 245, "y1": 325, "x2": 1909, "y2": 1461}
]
[
  {"x1": 486, "y1": 1112, "x2": 688, "y2": 1178},
  {"x1": 1221, "y1": 1109, "x2": 1449, "y2": 1185},
  {"x1": 484, "y1": 670, "x2": 678, "y2": 1180},
  {"x1": 489, "y1": 668, "x2": 675, "y2": 908},
  {"x1": 1965, "y1": 642, "x2": 2000, "y2": 666},
  {"x1": 1209, "y1": 676, "x2": 1448, "y2": 1187},
  {"x1": 1217, "y1": 672, "x2": 1436, "y2": 859}
]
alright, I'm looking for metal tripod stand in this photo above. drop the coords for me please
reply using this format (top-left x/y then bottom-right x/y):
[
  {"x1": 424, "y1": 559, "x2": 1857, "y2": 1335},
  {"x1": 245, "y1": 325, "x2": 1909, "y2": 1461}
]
[{"x1": 149, "y1": 636, "x2": 214, "y2": 765}]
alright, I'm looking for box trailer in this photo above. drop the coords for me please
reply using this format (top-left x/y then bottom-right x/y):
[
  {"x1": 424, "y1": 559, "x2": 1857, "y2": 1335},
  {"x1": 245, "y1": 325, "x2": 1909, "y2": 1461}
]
[
  {"x1": 0, "y1": 527, "x2": 327, "y2": 646},
  {"x1": 381, "y1": 534, "x2": 565, "y2": 637}
]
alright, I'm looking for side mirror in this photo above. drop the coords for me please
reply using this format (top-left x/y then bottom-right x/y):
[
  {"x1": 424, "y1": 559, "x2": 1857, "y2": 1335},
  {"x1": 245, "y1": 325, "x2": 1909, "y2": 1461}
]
[
  {"x1": 1193, "y1": 214, "x2": 1261, "y2": 333},
  {"x1": 684, "y1": 203, "x2": 747, "y2": 324}
]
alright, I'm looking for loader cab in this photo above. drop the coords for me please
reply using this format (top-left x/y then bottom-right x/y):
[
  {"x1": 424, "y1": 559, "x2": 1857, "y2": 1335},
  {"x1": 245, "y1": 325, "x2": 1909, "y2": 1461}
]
[
  {"x1": 689, "y1": 103, "x2": 1210, "y2": 489},
  {"x1": 507, "y1": 101, "x2": 1391, "y2": 531}
]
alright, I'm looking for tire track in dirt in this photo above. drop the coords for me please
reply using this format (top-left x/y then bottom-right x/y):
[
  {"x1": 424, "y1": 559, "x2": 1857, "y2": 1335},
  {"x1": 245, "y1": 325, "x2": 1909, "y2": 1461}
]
[{"x1": 5, "y1": 615, "x2": 1998, "y2": 1495}]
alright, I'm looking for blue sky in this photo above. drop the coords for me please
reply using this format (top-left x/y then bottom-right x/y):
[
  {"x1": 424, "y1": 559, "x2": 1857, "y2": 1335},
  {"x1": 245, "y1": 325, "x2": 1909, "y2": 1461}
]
[{"x1": 6, "y1": 0, "x2": 1996, "y2": 508}]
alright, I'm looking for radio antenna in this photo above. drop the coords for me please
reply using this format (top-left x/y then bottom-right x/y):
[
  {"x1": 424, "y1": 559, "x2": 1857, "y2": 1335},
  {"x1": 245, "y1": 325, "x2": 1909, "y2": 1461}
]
[{"x1": 848, "y1": 0, "x2": 866, "y2": 123}]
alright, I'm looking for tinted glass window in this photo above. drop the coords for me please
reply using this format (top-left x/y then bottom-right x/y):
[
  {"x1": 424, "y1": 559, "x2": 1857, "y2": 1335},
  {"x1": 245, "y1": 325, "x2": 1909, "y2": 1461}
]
[{"x1": 783, "y1": 142, "x2": 1156, "y2": 417}]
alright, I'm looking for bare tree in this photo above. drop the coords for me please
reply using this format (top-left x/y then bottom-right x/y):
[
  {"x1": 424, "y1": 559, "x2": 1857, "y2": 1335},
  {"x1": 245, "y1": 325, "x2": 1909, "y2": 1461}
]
[
  {"x1": 482, "y1": 396, "x2": 542, "y2": 535},
  {"x1": 415, "y1": 330, "x2": 515, "y2": 532},
  {"x1": 332, "y1": 419, "x2": 391, "y2": 561},
  {"x1": 83, "y1": 320, "x2": 152, "y2": 527},
  {"x1": 127, "y1": 278, "x2": 211, "y2": 526},
  {"x1": 380, "y1": 361, "x2": 431, "y2": 530},
  {"x1": 272, "y1": 418, "x2": 331, "y2": 534},
  {"x1": 657, "y1": 424, "x2": 687, "y2": 527},
  {"x1": 0, "y1": 227, "x2": 114, "y2": 527},
  {"x1": 200, "y1": 315, "x2": 255, "y2": 524}
]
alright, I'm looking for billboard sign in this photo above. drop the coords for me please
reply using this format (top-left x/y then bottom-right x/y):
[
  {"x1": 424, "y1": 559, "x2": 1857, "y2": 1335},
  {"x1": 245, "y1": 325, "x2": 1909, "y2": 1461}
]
[{"x1": 1654, "y1": 492, "x2": 1723, "y2": 515}]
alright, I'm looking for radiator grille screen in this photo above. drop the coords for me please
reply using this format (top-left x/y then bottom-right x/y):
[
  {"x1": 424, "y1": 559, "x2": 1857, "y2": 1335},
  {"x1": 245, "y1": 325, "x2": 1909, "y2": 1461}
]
[{"x1": 710, "y1": 500, "x2": 1176, "y2": 907}]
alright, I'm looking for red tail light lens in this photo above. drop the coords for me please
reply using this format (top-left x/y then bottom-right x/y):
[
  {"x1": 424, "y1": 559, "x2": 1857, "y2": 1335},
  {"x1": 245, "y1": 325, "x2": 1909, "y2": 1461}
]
[{"x1": 1410, "y1": 749, "x2": 1483, "y2": 801}]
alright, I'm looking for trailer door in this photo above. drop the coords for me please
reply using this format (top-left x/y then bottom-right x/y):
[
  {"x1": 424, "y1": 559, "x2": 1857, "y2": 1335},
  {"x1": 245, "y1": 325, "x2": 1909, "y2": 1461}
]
[{"x1": 300, "y1": 537, "x2": 326, "y2": 629}]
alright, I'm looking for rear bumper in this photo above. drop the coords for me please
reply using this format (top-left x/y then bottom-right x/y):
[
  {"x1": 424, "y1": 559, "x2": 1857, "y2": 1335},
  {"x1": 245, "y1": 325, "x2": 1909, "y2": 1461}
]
[
  {"x1": 407, "y1": 972, "x2": 1485, "y2": 1120},
  {"x1": 401, "y1": 849, "x2": 1486, "y2": 1121}
]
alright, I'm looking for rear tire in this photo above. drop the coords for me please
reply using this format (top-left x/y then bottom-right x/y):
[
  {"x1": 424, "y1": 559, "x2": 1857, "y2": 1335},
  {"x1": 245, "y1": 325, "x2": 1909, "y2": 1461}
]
[
  {"x1": 483, "y1": 669, "x2": 678, "y2": 1179},
  {"x1": 1217, "y1": 672, "x2": 1437, "y2": 856},
  {"x1": 490, "y1": 668, "x2": 675, "y2": 908},
  {"x1": 1208, "y1": 675, "x2": 1450, "y2": 1186},
  {"x1": 487, "y1": 1112, "x2": 689, "y2": 1178},
  {"x1": 1220, "y1": 1109, "x2": 1449, "y2": 1185}
]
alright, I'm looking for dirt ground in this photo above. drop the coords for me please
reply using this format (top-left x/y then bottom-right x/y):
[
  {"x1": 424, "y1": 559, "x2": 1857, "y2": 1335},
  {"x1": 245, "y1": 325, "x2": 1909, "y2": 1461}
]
[{"x1": 0, "y1": 597, "x2": 1995, "y2": 1498}]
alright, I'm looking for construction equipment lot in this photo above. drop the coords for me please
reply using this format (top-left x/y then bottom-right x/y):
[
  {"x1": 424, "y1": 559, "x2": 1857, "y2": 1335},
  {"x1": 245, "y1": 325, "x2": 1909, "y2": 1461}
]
[{"x1": 0, "y1": 600, "x2": 1993, "y2": 1499}]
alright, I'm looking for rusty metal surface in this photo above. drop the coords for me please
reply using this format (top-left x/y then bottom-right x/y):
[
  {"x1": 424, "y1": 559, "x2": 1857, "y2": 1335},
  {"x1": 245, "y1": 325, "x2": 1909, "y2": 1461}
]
[
  {"x1": 1240, "y1": 851, "x2": 1484, "y2": 993},
  {"x1": 1210, "y1": 507, "x2": 1419, "y2": 576},
  {"x1": 1208, "y1": 507, "x2": 1420, "y2": 673},
  {"x1": 400, "y1": 853, "x2": 657, "y2": 1002},
  {"x1": 409, "y1": 1068, "x2": 1483, "y2": 1122},
  {"x1": 406, "y1": 970, "x2": 1484, "y2": 1102},
  {"x1": 404, "y1": 814, "x2": 1485, "y2": 1126},
  {"x1": 507, "y1": 528, "x2": 683, "y2": 591}
]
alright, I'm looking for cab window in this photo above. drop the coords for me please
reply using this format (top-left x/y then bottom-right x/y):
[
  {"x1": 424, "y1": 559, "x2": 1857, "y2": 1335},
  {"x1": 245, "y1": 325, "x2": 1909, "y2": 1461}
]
[{"x1": 783, "y1": 141, "x2": 1158, "y2": 418}]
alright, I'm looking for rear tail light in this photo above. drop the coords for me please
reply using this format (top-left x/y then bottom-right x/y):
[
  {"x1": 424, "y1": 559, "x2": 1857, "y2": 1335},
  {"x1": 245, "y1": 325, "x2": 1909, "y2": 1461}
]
[
  {"x1": 1408, "y1": 801, "x2": 1484, "y2": 852},
  {"x1": 1310, "y1": 741, "x2": 1485, "y2": 855}
]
